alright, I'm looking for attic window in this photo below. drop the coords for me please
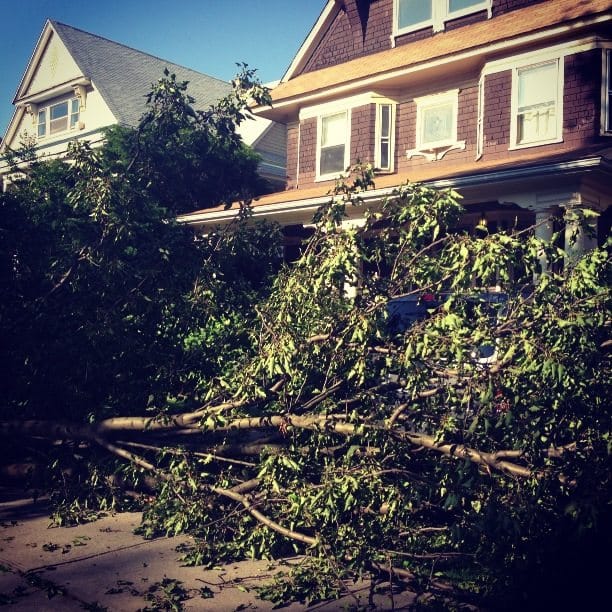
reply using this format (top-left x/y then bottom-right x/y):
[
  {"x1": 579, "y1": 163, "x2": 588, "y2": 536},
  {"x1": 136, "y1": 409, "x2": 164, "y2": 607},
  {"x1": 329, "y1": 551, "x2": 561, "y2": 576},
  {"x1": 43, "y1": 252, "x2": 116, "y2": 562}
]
[
  {"x1": 395, "y1": 0, "x2": 490, "y2": 35},
  {"x1": 37, "y1": 98, "x2": 80, "y2": 138}
]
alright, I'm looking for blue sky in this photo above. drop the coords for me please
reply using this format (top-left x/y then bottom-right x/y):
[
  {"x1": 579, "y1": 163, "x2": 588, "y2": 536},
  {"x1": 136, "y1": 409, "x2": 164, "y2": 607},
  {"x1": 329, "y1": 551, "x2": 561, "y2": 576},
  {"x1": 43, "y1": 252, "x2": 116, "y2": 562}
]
[{"x1": 0, "y1": 0, "x2": 325, "y2": 137}]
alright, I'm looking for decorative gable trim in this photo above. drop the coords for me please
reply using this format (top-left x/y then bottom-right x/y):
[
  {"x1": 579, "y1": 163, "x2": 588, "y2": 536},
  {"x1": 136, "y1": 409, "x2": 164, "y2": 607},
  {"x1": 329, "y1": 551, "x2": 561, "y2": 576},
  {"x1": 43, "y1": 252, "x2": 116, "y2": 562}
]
[
  {"x1": 16, "y1": 77, "x2": 91, "y2": 107},
  {"x1": 13, "y1": 19, "x2": 56, "y2": 103}
]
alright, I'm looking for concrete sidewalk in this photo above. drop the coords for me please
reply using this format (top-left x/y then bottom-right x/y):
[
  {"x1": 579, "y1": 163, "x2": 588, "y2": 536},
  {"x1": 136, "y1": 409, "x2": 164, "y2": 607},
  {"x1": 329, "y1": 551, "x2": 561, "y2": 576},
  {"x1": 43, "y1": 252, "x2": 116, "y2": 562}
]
[{"x1": 0, "y1": 489, "x2": 416, "y2": 610}]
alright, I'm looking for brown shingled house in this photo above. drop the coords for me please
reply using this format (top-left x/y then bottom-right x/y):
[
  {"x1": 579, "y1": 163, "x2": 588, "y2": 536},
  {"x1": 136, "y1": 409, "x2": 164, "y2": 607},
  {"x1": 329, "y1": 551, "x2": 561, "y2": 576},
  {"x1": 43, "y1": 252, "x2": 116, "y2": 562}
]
[{"x1": 180, "y1": 0, "x2": 612, "y2": 263}]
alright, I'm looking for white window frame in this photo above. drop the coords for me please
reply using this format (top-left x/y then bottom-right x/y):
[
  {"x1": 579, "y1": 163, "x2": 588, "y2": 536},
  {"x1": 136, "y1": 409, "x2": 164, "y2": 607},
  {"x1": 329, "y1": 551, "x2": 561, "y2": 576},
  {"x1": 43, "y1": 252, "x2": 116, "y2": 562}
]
[
  {"x1": 36, "y1": 97, "x2": 80, "y2": 139},
  {"x1": 602, "y1": 48, "x2": 612, "y2": 135},
  {"x1": 393, "y1": 0, "x2": 490, "y2": 37},
  {"x1": 415, "y1": 89, "x2": 459, "y2": 150},
  {"x1": 316, "y1": 109, "x2": 350, "y2": 182},
  {"x1": 407, "y1": 89, "x2": 465, "y2": 162},
  {"x1": 509, "y1": 58, "x2": 564, "y2": 149},
  {"x1": 375, "y1": 103, "x2": 396, "y2": 172}
]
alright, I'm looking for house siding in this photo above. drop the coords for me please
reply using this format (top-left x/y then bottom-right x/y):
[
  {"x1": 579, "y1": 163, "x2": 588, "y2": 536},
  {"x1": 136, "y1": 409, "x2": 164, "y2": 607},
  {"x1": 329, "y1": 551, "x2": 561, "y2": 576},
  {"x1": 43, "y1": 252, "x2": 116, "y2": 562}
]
[
  {"x1": 286, "y1": 122, "x2": 299, "y2": 189},
  {"x1": 290, "y1": 46, "x2": 605, "y2": 191},
  {"x1": 445, "y1": 10, "x2": 489, "y2": 32},
  {"x1": 298, "y1": 117, "x2": 317, "y2": 187},
  {"x1": 492, "y1": 0, "x2": 547, "y2": 17},
  {"x1": 351, "y1": 104, "x2": 376, "y2": 164},
  {"x1": 563, "y1": 49, "x2": 601, "y2": 147},
  {"x1": 302, "y1": 0, "x2": 392, "y2": 74},
  {"x1": 482, "y1": 70, "x2": 512, "y2": 160}
]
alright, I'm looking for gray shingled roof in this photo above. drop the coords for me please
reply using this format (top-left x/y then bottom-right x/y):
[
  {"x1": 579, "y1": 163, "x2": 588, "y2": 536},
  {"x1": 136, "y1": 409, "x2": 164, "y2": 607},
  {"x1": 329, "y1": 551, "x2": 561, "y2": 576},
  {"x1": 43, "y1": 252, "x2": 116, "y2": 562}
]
[{"x1": 51, "y1": 20, "x2": 233, "y2": 127}]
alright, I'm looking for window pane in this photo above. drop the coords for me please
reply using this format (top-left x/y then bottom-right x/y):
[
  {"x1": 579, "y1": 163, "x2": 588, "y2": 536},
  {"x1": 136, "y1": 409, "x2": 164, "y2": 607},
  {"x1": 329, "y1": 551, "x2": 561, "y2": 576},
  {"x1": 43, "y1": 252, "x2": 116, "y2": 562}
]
[
  {"x1": 37, "y1": 110, "x2": 46, "y2": 137},
  {"x1": 422, "y1": 103, "x2": 453, "y2": 144},
  {"x1": 380, "y1": 142, "x2": 389, "y2": 170},
  {"x1": 518, "y1": 62, "x2": 556, "y2": 109},
  {"x1": 398, "y1": 0, "x2": 431, "y2": 29},
  {"x1": 449, "y1": 0, "x2": 483, "y2": 13},
  {"x1": 320, "y1": 144, "x2": 345, "y2": 176},
  {"x1": 50, "y1": 102, "x2": 68, "y2": 120},
  {"x1": 50, "y1": 117, "x2": 68, "y2": 134},
  {"x1": 380, "y1": 105, "x2": 390, "y2": 138},
  {"x1": 321, "y1": 112, "x2": 346, "y2": 147},
  {"x1": 70, "y1": 99, "x2": 80, "y2": 128},
  {"x1": 517, "y1": 107, "x2": 556, "y2": 143}
]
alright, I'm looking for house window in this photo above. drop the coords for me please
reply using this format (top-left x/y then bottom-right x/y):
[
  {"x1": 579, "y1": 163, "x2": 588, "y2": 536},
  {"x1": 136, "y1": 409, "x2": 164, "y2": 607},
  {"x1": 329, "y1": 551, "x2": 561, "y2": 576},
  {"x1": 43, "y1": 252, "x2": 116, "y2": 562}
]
[
  {"x1": 395, "y1": 0, "x2": 490, "y2": 35},
  {"x1": 603, "y1": 49, "x2": 612, "y2": 134},
  {"x1": 415, "y1": 90, "x2": 458, "y2": 149},
  {"x1": 376, "y1": 103, "x2": 395, "y2": 172},
  {"x1": 407, "y1": 90, "x2": 465, "y2": 161},
  {"x1": 511, "y1": 60, "x2": 562, "y2": 147},
  {"x1": 397, "y1": 0, "x2": 432, "y2": 32},
  {"x1": 37, "y1": 98, "x2": 80, "y2": 138},
  {"x1": 318, "y1": 111, "x2": 349, "y2": 180}
]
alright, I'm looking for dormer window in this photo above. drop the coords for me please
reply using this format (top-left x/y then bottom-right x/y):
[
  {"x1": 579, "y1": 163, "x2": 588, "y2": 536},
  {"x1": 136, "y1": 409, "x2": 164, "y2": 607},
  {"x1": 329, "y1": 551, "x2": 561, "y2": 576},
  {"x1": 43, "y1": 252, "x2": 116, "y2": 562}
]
[
  {"x1": 395, "y1": 0, "x2": 491, "y2": 35},
  {"x1": 37, "y1": 98, "x2": 80, "y2": 138}
]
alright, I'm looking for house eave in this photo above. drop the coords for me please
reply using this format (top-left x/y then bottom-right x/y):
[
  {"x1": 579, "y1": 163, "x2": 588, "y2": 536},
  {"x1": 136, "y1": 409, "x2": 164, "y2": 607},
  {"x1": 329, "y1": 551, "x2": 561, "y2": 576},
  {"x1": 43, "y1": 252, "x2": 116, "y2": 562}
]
[
  {"x1": 16, "y1": 77, "x2": 92, "y2": 106},
  {"x1": 178, "y1": 156, "x2": 611, "y2": 228}
]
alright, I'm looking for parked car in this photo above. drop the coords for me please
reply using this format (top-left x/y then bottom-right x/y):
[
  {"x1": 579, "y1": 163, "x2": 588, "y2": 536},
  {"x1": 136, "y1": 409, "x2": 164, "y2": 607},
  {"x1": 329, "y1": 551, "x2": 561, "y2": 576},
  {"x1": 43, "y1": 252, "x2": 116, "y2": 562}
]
[{"x1": 386, "y1": 290, "x2": 509, "y2": 366}]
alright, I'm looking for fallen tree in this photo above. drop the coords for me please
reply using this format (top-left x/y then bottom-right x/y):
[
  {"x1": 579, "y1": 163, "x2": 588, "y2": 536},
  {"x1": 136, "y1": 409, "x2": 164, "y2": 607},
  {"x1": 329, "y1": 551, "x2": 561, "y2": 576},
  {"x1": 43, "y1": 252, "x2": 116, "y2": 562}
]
[{"x1": 1, "y1": 91, "x2": 610, "y2": 608}]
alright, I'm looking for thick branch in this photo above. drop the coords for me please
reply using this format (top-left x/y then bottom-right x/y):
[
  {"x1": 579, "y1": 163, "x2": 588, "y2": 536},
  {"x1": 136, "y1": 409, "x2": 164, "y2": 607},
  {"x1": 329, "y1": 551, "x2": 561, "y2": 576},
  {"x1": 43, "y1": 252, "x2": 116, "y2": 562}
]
[{"x1": 210, "y1": 485, "x2": 318, "y2": 546}]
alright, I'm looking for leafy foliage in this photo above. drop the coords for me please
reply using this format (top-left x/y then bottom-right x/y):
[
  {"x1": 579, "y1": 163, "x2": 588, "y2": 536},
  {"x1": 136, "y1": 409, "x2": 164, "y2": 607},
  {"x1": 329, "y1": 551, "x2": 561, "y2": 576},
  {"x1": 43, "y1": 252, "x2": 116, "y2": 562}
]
[
  {"x1": 0, "y1": 69, "x2": 609, "y2": 610},
  {"x1": 0, "y1": 67, "x2": 281, "y2": 422}
]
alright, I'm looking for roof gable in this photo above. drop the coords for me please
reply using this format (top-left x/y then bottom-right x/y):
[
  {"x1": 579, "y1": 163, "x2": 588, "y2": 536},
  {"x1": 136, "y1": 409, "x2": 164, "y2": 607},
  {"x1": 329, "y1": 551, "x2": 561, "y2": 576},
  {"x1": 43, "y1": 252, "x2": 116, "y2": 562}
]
[
  {"x1": 22, "y1": 29, "x2": 82, "y2": 98},
  {"x1": 50, "y1": 21, "x2": 233, "y2": 127}
]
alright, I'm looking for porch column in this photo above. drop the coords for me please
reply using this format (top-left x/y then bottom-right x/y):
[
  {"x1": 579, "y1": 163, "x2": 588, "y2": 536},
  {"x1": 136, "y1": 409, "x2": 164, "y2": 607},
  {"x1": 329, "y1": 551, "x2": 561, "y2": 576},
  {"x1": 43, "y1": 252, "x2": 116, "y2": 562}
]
[
  {"x1": 341, "y1": 217, "x2": 366, "y2": 300},
  {"x1": 534, "y1": 209, "x2": 555, "y2": 280},
  {"x1": 564, "y1": 206, "x2": 597, "y2": 265}
]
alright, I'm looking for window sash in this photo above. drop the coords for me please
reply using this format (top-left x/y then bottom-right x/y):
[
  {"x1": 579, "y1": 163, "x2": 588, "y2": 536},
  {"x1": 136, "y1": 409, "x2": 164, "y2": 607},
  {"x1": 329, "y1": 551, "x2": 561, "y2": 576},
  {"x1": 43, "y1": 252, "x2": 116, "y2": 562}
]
[
  {"x1": 421, "y1": 103, "x2": 454, "y2": 146},
  {"x1": 414, "y1": 91, "x2": 459, "y2": 150},
  {"x1": 515, "y1": 61, "x2": 559, "y2": 145},
  {"x1": 319, "y1": 111, "x2": 347, "y2": 177},
  {"x1": 37, "y1": 109, "x2": 46, "y2": 137},
  {"x1": 377, "y1": 104, "x2": 393, "y2": 171}
]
